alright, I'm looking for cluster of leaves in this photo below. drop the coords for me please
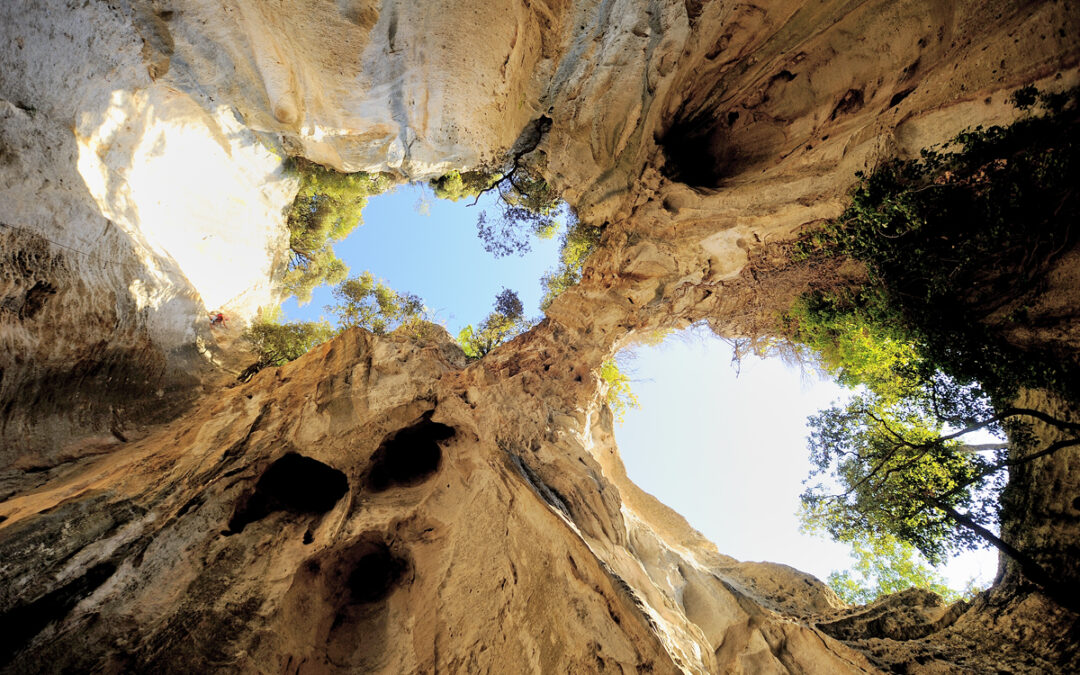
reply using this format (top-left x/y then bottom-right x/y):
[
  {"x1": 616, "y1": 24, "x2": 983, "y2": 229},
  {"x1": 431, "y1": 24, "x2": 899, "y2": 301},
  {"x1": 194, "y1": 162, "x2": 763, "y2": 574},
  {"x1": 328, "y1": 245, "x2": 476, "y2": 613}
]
[
  {"x1": 816, "y1": 530, "x2": 961, "y2": 605},
  {"x1": 800, "y1": 382, "x2": 1009, "y2": 565},
  {"x1": 540, "y1": 222, "x2": 603, "y2": 310},
  {"x1": 793, "y1": 86, "x2": 1080, "y2": 406},
  {"x1": 283, "y1": 159, "x2": 393, "y2": 303},
  {"x1": 238, "y1": 308, "x2": 335, "y2": 381},
  {"x1": 788, "y1": 87, "x2": 1080, "y2": 604},
  {"x1": 428, "y1": 170, "x2": 500, "y2": 203},
  {"x1": 599, "y1": 359, "x2": 640, "y2": 424},
  {"x1": 457, "y1": 288, "x2": 533, "y2": 359},
  {"x1": 240, "y1": 271, "x2": 432, "y2": 379},
  {"x1": 429, "y1": 161, "x2": 604, "y2": 315},
  {"x1": 474, "y1": 167, "x2": 563, "y2": 257},
  {"x1": 429, "y1": 165, "x2": 563, "y2": 256},
  {"x1": 327, "y1": 271, "x2": 427, "y2": 335}
]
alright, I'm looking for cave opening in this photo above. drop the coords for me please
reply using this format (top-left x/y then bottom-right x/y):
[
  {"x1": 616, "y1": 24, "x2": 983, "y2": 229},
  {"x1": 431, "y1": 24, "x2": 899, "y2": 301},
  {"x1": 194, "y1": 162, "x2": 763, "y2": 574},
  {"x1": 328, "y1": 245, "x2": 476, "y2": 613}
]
[
  {"x1": 227, "y1": 452, "x2": 349, "y2": 533},
  {"x1": 365, "y1": 415, "x2": 456, "y2": 492},
  {"x1": 347, "y1": 542, "x2": 410, "y2": 604},
  {"x1": 657, "y1": 114, "x2": 731, "y2": 188},
  {"x1": 278, "y1": 179, "x2": 570, "y2": 340},
  {"x1": 613, "y1": 325, "x2": 998, "y2": 599}
]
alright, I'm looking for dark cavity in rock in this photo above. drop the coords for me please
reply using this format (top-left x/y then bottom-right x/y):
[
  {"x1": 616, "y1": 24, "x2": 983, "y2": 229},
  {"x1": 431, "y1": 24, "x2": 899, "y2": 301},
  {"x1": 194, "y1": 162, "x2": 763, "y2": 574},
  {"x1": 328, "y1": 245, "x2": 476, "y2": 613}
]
[
  {"x1": 348, "y1": 543, "x2": 409, "y2": 604},
  {"x1": 227, "y1": 453, "x2": 348, "y2": 533},
  {"x1": 365, "y1": 414, "x2": 454, "y2": 492},
  {"x1": 20, "y1": 280, "x2": 56, "y2": 319},
  {"x1": 830, "y1": 88, "x2": 865, "y2": 119},
  {"x1": 0, "y1": 560, "x2": 117, "y2": 665}
]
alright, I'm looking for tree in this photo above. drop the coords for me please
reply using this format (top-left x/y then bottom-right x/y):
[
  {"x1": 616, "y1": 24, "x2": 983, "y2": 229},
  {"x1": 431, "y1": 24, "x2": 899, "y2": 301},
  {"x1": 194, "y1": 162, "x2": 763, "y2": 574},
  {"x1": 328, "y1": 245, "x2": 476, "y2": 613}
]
[
  {"x1": 539, "y1": 221, "x2": 603, "y2": 310},
  {"x1": 791, "y1": 86, "x2": 1080, "y2": 405},
  {"x1": 457, "y1": 288, "x2": 531, "y2": 359},
  {"x1": 806, "y1": 528, "x2": 959, "y2": 605},
  {"x1": 800, "y1": 382, "x2": 1080, "y2": 606},
  {"x1": 428, "y1": 170, "x2": 499, "y2": 202},
  {"x1": 239, "y1": 313, "x2": 335, "y2": 381},
  {"x1": 430, "y1": 161, "x2": 564, "y2": 257},
  {"x1": 599, "y1": 359, "x2": 639, "y2": 424},
  {"x1": 471, "y1": 166, "x2": 563, "y2": 257},
  {"x1": 327, "y1": 271, "x2": 427, "y2": 335},
  {"x1": 283, "y1": 160, "x2": 392, "y2": 303},
  {"x1": 785, "y1": 87, "x2": 1080, "y2": 609}
]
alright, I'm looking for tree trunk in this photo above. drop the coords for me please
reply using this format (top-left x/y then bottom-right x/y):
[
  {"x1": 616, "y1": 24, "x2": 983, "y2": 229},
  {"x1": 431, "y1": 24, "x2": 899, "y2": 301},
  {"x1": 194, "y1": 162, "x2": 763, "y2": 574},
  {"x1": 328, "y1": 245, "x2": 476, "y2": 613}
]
[{"x1": 932, "y1": 499, "x2": 1078, "y2": 612}]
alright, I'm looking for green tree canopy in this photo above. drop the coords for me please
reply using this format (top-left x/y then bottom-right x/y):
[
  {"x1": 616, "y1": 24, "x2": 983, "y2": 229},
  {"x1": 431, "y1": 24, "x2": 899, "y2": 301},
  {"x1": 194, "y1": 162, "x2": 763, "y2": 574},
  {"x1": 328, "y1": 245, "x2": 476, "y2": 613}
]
[
  {"x1": 599, "y1": 359, "x2": 639, "y2": 424},
  {"x1": 283, "y1": 160, "x2": 392, "y2": 303},
  {"x1": 327, "y1": 271, "x2": 427, "y2": 335},
  {"x1": 474, "y1": 166, "x2": 564, "y2": 257},
  {"x1": 457, "y1": 288, "x2": 532, "y2": 359},
  {"x1": 239, "y1": 311, "x2": 335, "y2": 381},
  {"x1": 791, "y1": 86, "x2": 1079, "y2": 406},
  {"x1": 787, "y1": 87, "x2": 1080, "y2": 607},
  {"x1": 428, "y1": 169, "x2": 499, "y2": 202},
  {"x1": 540, "y1": 222, "x2": 602, "y2": 310},
  {"x1": 800, "y1": 386, "x2": 1001, "y2": 566},
  {"x1": 806, "y1": 528, "x2": 960, "y2": 605},
  {"x1": 429, "y1": 161, "x2": 603, "y2": 309}
]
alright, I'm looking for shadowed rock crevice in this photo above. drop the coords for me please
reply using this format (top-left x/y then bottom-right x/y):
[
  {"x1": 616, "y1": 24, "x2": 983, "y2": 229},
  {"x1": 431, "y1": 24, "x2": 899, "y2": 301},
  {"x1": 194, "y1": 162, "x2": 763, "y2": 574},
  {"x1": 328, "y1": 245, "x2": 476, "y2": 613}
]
[
  {"x1": 657, "y1": 112, "x2": 730, "y2": 188},
  {"x1": 348, "y1": 542, "x2": 410, "y2": 605},
  {"x1": 657, "y1": 106, "x2": 778, "y2": 189},
  {"x1": 227, "y1": 453, "x2": 349, "y2": 533},
  {"x1": 365, "y1": 414, "x2": 455, "y2": 492},
  {"x1": 277, "y1": 534, "x2": 413, "y2": 670},
  {"x1": 0, "y1": 560, "x2": 117, "y2": 666}
]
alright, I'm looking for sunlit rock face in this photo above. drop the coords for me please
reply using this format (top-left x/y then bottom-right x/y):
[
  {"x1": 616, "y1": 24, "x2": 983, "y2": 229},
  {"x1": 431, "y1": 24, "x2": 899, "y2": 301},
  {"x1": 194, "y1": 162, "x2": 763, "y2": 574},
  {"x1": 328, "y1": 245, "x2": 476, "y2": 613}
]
[
  {"x1": 0, "y1": 327, "x2": 872, "y2": 673},
  {"x1": 1, "y1": 0, "x2": 1079, "y2": 672},
  {"x1": 0, "y1": 1, "x2": 294, "y2": 465}
]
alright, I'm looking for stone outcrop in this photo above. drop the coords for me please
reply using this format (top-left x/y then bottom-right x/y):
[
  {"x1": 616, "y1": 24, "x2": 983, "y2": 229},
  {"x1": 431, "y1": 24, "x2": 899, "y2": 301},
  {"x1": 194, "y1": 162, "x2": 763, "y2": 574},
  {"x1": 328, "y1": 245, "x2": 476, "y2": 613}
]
[{"x1": 1, "y1": 0, "x2": 1079, "y2": 672}]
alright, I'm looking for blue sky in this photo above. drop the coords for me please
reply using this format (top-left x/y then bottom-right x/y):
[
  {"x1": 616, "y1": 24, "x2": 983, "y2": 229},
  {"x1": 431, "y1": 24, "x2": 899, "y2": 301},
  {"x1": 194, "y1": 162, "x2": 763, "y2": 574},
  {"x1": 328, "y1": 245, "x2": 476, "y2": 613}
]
[
  {"x1": 281, "y1": 182, "x2": 563, "y2": 334},
  {"x1": 613, "y1": 329, "x2": 997, "y2": 587},
  {"x1": 282, "y1": 183, "x2": 996, "y2": 591}
]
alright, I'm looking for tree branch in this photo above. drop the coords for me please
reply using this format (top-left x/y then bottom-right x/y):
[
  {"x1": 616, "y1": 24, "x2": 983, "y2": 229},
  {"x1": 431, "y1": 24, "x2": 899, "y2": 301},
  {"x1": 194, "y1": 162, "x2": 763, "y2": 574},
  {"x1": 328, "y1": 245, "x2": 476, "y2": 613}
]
[
  {"x1": 468, "y1": 167, "x2": 517, "y2": 207},
  {"x1": 930, "y1": 498, "x2": 1079, "y2": 613}
]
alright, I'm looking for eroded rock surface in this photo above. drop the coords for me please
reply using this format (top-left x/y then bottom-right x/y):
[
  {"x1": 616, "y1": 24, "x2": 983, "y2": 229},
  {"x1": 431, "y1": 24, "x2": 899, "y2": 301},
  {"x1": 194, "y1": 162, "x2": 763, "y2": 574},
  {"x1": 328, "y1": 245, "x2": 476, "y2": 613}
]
[{"x1": 2, "y1": 0, "x2": 1079, "y2": 672}]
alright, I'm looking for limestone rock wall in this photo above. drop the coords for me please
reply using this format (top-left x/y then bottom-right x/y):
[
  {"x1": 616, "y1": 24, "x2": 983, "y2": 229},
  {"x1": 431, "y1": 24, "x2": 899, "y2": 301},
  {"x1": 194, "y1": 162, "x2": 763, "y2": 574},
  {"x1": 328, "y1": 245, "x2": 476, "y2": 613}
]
[
  {"x1": 0, "y1": 327, "x2": 877, "y2": 673},
  {"x1": 1, "y1": 0, "x2": 296, "y2": 465},
  {"x1": 1, "y1": 0, "x2": 1079, "y2": 672}
]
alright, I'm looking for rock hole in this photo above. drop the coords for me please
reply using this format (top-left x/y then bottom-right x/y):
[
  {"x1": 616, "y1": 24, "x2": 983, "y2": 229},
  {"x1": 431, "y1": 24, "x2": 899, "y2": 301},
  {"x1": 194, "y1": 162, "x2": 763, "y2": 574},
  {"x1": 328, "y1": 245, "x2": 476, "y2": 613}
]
[
  {"x1": 1072, "y1": 495, "x2": 1080, "y2": 511},
  {"x1": 830, "y1": 88, "x2": 865, "y2": 119},
  {"x1": 227, "y1": 453, "x2": 348, "y2": 533},
  {"x1": 20, "y1": 280, "x2": 56, "y2": 319},
  {"x1": 683, "y1": 0, "x2": 704, "y2": 23},
  {"x1": 303, "y1": 529, "x2": 314, "y2": 545},
  {"x1": 657, "y1": 113, "x2": 728, "y2": 187},
  {"x1": 889, "y1": 87, "x2": 915, "y2": 109},
  {"x1": 387, "y1": 6, "x2": 398, "y2": 51},
  {"x1": 902, "y1": 58, "x2": 921, "y2": 80},
  {"x1": 348, "y1": 543, "x2": 409, "y2": 604},
  {"x1": 365, "y1": 414, "x2": 455, "y2": 492}
]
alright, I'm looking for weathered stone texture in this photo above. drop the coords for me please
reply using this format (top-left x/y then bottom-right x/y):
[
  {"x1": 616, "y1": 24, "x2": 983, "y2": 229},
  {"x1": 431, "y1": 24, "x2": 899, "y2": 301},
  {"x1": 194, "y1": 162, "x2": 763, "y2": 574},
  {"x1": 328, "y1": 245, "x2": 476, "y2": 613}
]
[{"x1": 1, "y1": 0, "x2": 1078, "y2": 672}]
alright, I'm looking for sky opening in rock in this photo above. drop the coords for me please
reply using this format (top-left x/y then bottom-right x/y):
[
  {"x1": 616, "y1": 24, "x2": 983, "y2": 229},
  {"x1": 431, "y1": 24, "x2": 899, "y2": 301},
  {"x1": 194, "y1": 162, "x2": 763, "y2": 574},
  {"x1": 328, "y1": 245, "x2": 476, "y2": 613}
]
[
  {"x1": 280, "y1": 181, "x2": 565, "y2": 333},
  {"x1": 282, "y1": 186, "x2": 997, "y2": 595},
  {"x1": 613, "y1": 326, "x2": 999, "y2": 592}
]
